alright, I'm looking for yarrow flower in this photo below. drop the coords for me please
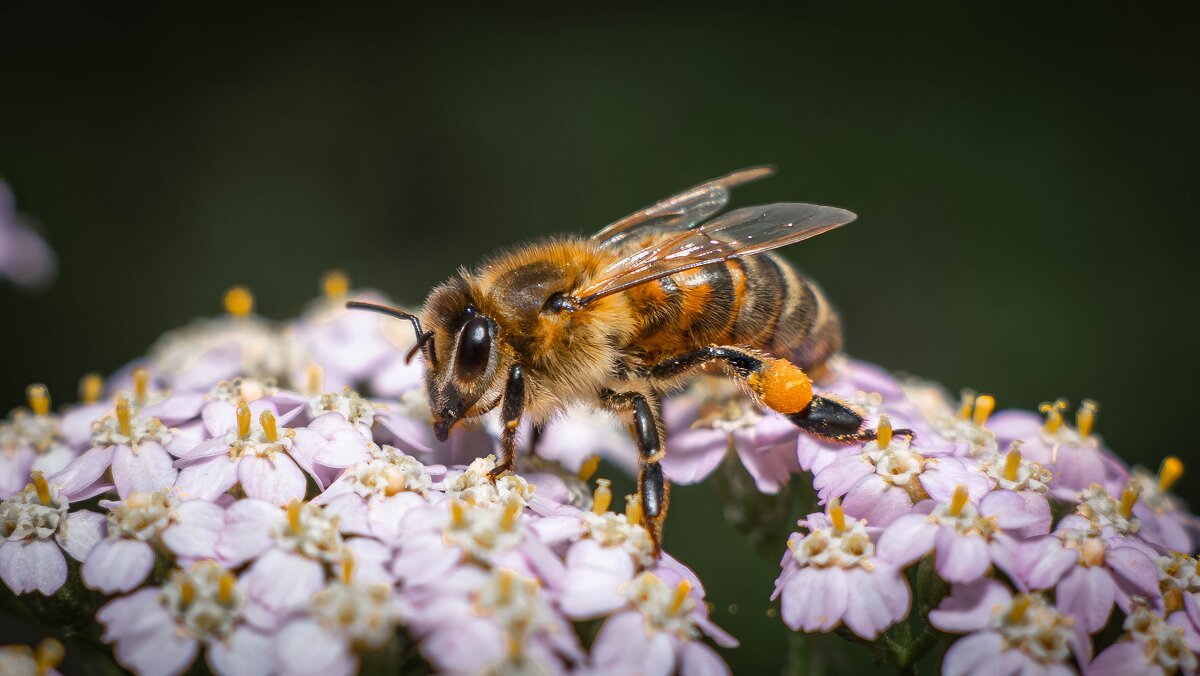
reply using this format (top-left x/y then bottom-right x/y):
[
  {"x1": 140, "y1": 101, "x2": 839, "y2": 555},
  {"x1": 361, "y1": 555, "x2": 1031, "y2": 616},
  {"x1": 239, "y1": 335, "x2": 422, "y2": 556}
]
[
  {"x1": 0, "y1": 179, "x2": 56, "y2": 289},
  {"x1": 4, "y1": 280, "x2": 1199, "y2": 676}
]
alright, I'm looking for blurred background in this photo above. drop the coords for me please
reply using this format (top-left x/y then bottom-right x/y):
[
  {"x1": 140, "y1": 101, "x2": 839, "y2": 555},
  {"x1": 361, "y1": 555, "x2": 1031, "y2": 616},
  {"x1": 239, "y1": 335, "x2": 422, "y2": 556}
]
[{"x1": 1, "y1": 2, "x2": 1198, "y2": 672}]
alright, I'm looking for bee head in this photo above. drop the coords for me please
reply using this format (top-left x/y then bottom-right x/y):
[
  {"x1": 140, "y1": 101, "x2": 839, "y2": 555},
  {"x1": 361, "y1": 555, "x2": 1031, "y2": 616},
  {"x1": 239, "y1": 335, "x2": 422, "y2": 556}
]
[{"x1": 422, "y1": 281, "x2": 505, "y2": 441}]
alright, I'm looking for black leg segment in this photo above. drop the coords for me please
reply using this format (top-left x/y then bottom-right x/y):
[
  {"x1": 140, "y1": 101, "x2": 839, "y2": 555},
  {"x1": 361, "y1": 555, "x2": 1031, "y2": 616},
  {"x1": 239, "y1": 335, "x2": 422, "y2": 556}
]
[{"x1": 488, "y1": 364, "x2": 525, "y2": 480}]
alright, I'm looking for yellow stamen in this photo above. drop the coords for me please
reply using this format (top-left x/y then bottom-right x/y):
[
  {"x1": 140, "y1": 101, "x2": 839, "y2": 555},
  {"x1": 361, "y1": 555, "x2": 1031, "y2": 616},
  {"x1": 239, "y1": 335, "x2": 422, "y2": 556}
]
[
  {"x1": 305, "y1": 362, "x2": 323, "y2": 397},
  {"x1": 949, "y1": 484, "x2": 969, "y2": 517},
  {"x1": 500, "y1": 498, "x2": 521, "y2": 531},
  {"x1": 1040, "y1": 399, "x2": 1067, "y2": 434},
  {"x1": 116, "y1": 396, "x2": 132, "y2": 437},
  {"x1": 577, "y1": 455, "x2": 601, "y2": 482},
  {"x1": 668, "y1": 579, "x2": 692, "y2": 614},
  {"x1": 625, "y1": 494, "x2": 643, "y2": 526},
  {"x1": 1076, "y1": 400, "x2": 1098, "y2": 437},
  {"x1": 341, "y1": 549, "x2": 356, "y2": 585},
  {"x1": 956, "y1": 391, "x2": 975, "y2": 420},
  {"x1": 260, "y1": 410, "x2": 278, "y2": 442},
  {"x1": 286, "y1": 499, "x2": 304, "y2": 532},
  {"x1": 27, "y1": 384, "x2": 49, "y2": 416},
  {"x1": 1120, "y1": 484, "x2": 1139, "y2": 518},
  {"x1": 217, "y1": 571, "x2": 236, "y2": 605},
  {"x1": 876, "y1": 415, "x2": 893, "y2": 449},
  {"x1": 498, "y1": 568, "x2": 515, "y2": 602},
  {"x1": 236, "y1": 402, "x2": 251, "y2": 439},
  {"x1": 829, "y1": 497, "x2": 847, "y2": 532},
  {"x1": 1003, "y1": 445, "x2": 1023, "y2": 482},
  {"x1": 223, "y1": 285, "x2": 254, "y2": 317},
  {"x1": 132, "y1": 367, "x2": 150, "y2": 404},
  {"x1": 1008, "y1": 594, "x2": 1031, "y2": 623},
  {"x1": 385, "y1": 467, "x2": 407, "y2": 496},
  {"x1": 31, "y1": 471, "x2": 51, "y2": 505},
  {"x1": 179, "y1": 579, "x2": 196, "y2": 606},
  {"x1": 450, "y1": 499, "x2": 466, "y2": 527},
  {"x1": 592, "y1": 478, "x2": 613, "y2": 515},
  {"x1": 972, "y1": 394, "x2": 995, "y2": 426},
  {"x1": 322, "y1": 270, "x2": 350, "y2": 298},
  {"x1": 1160, "y1": 456, "x2": 1184, "y2": 493},
  {"x1": 34, "y1": 638, "x2": 64, "y2": 676},
  {"x1": 80, "y1": 373, "x2": 104, "y2": 404}
]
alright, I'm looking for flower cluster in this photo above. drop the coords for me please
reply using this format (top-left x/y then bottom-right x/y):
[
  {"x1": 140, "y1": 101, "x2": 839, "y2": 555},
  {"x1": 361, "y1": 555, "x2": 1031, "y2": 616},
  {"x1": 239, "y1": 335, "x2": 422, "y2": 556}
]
[
  {"x1": 3, "y1": 276, "x2": 1198, "y2": 675},
  {"x1": 0, "y1": 278, "x2": 735, "y2": 676},
  {"x1": 771, "y1": 360, "x2": 1200, "y2": 674}
]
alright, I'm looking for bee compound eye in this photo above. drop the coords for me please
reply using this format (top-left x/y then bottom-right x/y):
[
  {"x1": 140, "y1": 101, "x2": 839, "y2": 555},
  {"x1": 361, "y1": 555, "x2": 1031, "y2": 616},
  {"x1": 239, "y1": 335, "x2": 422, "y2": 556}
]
[{"x1": 454, "y1": 316, "x2": 493, "y2": 381}]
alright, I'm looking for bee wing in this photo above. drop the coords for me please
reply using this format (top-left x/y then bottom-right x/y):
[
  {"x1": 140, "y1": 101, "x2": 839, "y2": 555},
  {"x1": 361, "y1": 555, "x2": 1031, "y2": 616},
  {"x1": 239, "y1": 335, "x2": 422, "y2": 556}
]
[
  {"x1": 575, "y1": 202, "x2": 855, "y2": 305},
  {"x1": 592, "y1": 166, "x2": 775, "y2": 249}
]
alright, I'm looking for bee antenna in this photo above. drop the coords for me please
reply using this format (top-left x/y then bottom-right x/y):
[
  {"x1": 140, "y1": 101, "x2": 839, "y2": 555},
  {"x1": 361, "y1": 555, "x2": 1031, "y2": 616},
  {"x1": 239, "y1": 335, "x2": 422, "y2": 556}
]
[
  {"x1": 405, "y1": 331, "x2": 436, "y2": 366},
  {"x1": 345, "y1": 301, "x2": 437, "y2": 367}
]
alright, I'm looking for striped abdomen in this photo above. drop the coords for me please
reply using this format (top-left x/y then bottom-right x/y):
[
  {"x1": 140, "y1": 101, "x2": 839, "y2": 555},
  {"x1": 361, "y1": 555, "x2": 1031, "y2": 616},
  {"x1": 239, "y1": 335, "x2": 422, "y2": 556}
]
[{"x1": 624, "y1": 251, "x2": 842, "y2": 371}]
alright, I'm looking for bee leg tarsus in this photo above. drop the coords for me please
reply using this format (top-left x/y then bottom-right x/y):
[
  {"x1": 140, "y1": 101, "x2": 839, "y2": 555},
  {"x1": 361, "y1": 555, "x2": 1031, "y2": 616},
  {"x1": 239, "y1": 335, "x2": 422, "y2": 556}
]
[
  {"x1": 640, "y1": 460, "x2": 668, "y2": 556},
  {"x1": 787, "y1": 395, "x2": 870, "y2": 443}
]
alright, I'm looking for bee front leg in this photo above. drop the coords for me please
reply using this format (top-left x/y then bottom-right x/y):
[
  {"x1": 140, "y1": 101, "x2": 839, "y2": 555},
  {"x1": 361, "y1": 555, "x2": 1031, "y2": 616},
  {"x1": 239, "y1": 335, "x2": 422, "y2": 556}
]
[
  {"x1": 600, "y1": 389, "x2": 669, "y2": 555},
  {"x1": 487, "y1": 364, "x2": 525, "y2": 482}
]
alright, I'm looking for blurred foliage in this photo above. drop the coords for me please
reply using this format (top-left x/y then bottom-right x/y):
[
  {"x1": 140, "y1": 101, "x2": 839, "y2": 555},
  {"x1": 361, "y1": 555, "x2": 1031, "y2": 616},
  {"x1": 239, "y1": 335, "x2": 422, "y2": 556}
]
[{"x1": 1, "y1": 2, "x2": 1198, "y2": 673}]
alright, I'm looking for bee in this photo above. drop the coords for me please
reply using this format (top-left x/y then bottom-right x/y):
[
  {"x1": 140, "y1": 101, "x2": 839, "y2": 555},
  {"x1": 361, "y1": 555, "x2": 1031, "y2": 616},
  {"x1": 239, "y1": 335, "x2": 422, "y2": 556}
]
[{"x1": 350, "y1": 167, "x2": 895, "y2": 551}]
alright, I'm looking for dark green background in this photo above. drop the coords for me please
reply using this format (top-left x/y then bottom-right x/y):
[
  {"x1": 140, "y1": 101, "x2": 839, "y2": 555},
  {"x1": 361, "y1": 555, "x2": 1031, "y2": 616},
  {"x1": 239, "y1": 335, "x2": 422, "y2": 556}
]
[{"x1": 2, "y1": 2, "x2": 1197, "y2": 673}]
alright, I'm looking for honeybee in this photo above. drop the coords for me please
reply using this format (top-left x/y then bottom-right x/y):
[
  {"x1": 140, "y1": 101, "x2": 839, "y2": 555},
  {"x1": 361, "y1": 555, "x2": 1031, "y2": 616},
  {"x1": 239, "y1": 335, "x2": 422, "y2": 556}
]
[{"x1": 350, "y1": 167, "x2": 893, "y2": 551}]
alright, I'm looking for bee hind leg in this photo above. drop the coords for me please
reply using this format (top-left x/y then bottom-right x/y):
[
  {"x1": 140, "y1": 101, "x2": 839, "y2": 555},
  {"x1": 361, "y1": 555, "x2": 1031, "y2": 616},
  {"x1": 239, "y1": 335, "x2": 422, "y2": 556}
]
[{"x1": 787, "y1": 395, "x2": 912, "y2": 444}]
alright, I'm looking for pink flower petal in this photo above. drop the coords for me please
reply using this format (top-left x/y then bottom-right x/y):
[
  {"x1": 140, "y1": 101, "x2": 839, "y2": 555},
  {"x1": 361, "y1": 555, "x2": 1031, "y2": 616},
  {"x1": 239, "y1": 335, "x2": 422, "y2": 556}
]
[
  {"x1": 1056, "y1": 565, "x2": 1115, "y2": 633},
  {"x1": 238, "y1": 454, "x2": 307, "y2": 506},
  {"x1": 274, "y1": 619, "x2": 356, "y2": 676},
  {"x1": 919, "y1": 458, "x2": 990, "y2": 504},
  {"x1": 206, "y1": 626, "x2": 276, "y2": 676},
  {"x1": 98, "y1": 588, "x2": 169, "y2": 641},
  {"x1": 842, "y1": 476, "x2": 912, "y2": 527},
  {"x1": 82, "y1": 538, "x2": 154, "y2": 594},
  {"x1": 0, "y1": 539, "x2": 67, "y2": 595},
  {"x1": 1015, "y1": 536, "x2": 1077, "y2": 590},
  {"x1": 161, "y1": 500, "x2": 224, "y2": 559},
  {"x1": 935, "y1": 528, "x2": 991, "y2": 583},
  {"x1": 560, "y1": 539, "x2": 635, "y2": 619},
  {"x1": 979, "y1": 490, "x2": 1051, "y2": 537},
  {"x1": 813, "y1": 455, "x2": 873, "y2": 502},
  {"x1": 590, "y1": 610, "x2": 676, "y2": 676},
  {"x1": 111, "y1": 619, "x2": 198, "y2": 676},
  {"x1": 942, "y1": 631, "x2": 1021, "y2": 676},
  {"x1": 1105, "y1": 546, "x2": 1161, "y2": 601},
  {"x1": 112, "y1": 442, "x2": 178, "y2": 499},
  {"x1": 315, "y1": 429, "x2": 372, "y2": 469},
  {"x1": 216, "y1": 498, "x2": 281, "y2": 567},
  {"x1": 680, "y1": 641, "x2": 731, "y2": 676},
  {"x1": 735, "y1": 440, "x2": 799, "y2": 495},
  {"x1": 781, "y1": 566, "x2": 849, "y2": 633},
  {"x1": 240, "y1": 549, "x2": 324, "y2": 630},
  {"x1": 660, "y1": 428, "x2": 729, "y2": 484},
  {"x1": 1087, "y1": 641, "x2": 1153, "y2": 676},
  {"x1": 174, "y1": 455, "x2": 239, "y2": 501},
  {"x1": 929, "y1": 579, "x2": 1011, "y2": 633},
  {"x1": 50, "y1": 445, "x2": 115, "y2": 500},
  {"x1": 878, "y1": 514, "x2": 937, "y2": 567},
  {"x1": 55, "y1": 510, "x2": 107, "y2": 562},
  {"x1": 842, "y1": 567, "x2": 906, "y2": 639}
]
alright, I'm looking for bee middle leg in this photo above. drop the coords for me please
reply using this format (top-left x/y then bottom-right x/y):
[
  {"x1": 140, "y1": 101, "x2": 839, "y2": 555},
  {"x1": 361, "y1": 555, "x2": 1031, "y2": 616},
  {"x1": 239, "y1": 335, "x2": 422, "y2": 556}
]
[
  {"x1": 649, "y1": 346, "x2": 905, "y2": 443},
  {"x1": 487, "y1": 364, "x2": 525, "y2": 481},
  {"x1": 600, "y1": 389, "x2": 669, "y2": 554}
]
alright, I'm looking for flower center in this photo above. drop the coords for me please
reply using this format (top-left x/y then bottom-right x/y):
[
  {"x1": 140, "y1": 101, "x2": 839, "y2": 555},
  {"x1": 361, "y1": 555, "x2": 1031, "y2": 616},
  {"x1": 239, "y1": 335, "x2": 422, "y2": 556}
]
[
  {"x1": 982, "y1": 443, "x2": 1052, "y2": 493},
  {"x1": 273, "y1": 499, "x2": 344, "y2": 562},
  {"x1": 347, "y1": 447, "x2": 432, "y2": 499},
  {"x1": 1060, "y1": 529, "x2": 1107, "y2": 567},
  {"x1": 161, "y1": 561, "x2": 242, "y2": 640},
  {"x1": 582, "y1": 486, "x2": 655, "y2": 568},
  {"x1": 444, "y1": 496, "x2": 524, "y2": 564},
  {"x1": 991, "y1": 594, "x2": 1073, "y2": 664},
  {"x1": 1123, "y1": 607, "x2": 1199, "y2": 673},
  {"x1": 91, "y1": 397, "x2": 171, "y2": 449},
  {"x1": 1076, "y1": 484, "x2": 1140, "y2": 534},
  {"x1": 445, "y1": 455, "x2": 535, "y2": 509},
  {"x1": 625, "y1": 572, "x2": 698, "y2": 640},
  {"x1": 1157, "y1": 553, "x2": 1200, "y2": 613},
  {"x1": 1, "y1": 386, "x2": 62, "y2": 454},
  {"x1": 108, "y1": 489, "x2": 177, "y2": 540},
  {"x1": 308, "y1": 388, "x2": 379, "y2": 427},
  {"x1": 310, "y1": 553, "x2": 399, "y2": 650},
  {"x1": 790, "y1": 501, "x2": 876, "y2": 570},
  {"x1": 0, "y1": 472, "x2": 67, "y2": 540}
]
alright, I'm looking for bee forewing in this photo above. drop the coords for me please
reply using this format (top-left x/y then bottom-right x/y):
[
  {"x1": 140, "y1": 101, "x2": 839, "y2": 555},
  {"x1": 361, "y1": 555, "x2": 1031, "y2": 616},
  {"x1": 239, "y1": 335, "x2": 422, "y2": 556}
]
[
  {"x1": 577, "y1": 202, "x2": 856, "y2": 304},
  {"x1": 593, "y1": 166, "x2": 775, "y2": 248}
]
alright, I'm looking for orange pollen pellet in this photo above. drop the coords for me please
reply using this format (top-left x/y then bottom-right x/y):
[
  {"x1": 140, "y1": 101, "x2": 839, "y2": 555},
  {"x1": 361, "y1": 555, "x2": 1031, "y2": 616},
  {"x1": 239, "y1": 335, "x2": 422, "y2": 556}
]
[{"x1": 748, "y1": 358, "x2": 813, "y2": 415}]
